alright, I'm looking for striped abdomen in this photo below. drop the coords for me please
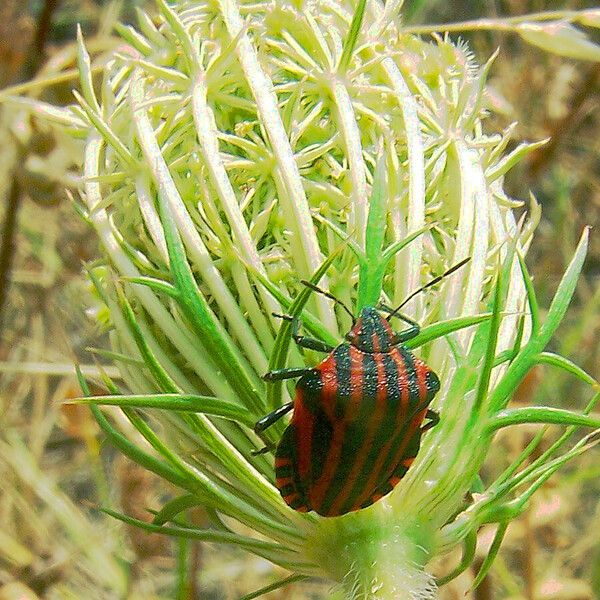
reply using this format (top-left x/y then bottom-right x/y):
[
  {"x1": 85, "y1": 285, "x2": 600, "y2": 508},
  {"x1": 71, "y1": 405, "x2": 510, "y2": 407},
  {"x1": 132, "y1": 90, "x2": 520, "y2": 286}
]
[{"x1": 274, "y1": 342, "x2": 440, "y2": 517}]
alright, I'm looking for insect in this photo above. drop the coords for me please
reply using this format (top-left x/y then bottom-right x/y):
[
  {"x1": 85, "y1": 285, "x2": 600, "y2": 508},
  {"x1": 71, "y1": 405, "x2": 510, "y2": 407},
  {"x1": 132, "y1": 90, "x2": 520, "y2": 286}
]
[{"x1": 255, "y1": 259, "x2": 469, "y2": 517}]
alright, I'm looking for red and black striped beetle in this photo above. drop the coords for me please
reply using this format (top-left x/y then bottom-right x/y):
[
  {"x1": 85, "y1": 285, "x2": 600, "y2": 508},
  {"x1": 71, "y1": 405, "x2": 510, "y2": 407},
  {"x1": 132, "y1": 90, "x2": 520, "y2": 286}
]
[{"x1": 255, "y1": 261, "x2": 467, "y2": 517}]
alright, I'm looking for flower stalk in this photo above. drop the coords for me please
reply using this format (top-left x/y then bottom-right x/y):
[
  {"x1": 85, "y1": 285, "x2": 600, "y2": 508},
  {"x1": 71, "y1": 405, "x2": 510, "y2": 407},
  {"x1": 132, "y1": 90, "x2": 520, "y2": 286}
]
[{"x1": 8, "y1": 0, "x2": 599, "y2": 596}]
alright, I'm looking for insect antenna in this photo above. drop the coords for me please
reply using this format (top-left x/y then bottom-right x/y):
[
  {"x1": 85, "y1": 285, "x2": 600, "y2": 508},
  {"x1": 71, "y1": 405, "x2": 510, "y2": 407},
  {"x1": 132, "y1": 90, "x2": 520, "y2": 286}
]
[
  {"x1": 300, "y1": 279, "x2": 355, "y2": 322},
  {"x1": 385, "y1": 257, "x2": 471, "y2": 322}
]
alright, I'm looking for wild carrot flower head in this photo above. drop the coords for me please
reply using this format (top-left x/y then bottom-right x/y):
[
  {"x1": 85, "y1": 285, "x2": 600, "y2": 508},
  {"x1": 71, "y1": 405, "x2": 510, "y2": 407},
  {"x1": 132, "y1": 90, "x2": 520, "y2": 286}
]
[{"x1": 14, "y1": 0, "x2": 597, "y2": 597}]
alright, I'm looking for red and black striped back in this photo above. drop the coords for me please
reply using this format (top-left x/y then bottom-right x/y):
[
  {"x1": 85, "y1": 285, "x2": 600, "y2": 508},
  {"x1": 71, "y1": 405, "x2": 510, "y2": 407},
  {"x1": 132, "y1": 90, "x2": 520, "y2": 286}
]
[{"x1": 275, "y1": 328, "x2": 440, "y2": 517}]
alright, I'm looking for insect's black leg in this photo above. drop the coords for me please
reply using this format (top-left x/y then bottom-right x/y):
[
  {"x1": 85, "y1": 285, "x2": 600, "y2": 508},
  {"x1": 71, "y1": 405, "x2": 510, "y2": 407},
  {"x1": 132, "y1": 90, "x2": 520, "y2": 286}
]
[
  {"x1": 254, "y1": 402, "x2": 295, "y2": 434},
  {"x1": 378, "y1": 303, "x2": 421, "y2": 342},
  {"x1": 263, "y1": 367, "x2": 313, "y2": 382},
  {"x1": 421, "y1": 409, "x2": 440, "y2": 432},
  {"x1": 251, "y1": 444, "x2": 275, "y2": 456},
  {"x1": 272, "y1": 312, "x2": 335, "y2": 353},
  {"x1": 252, "y1": 402, "x2": 294, "y2": 455}
]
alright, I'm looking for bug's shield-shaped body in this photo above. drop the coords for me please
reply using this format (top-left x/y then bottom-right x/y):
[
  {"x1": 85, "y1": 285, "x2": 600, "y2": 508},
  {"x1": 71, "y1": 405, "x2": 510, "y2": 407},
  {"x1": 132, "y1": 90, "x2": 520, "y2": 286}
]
[{"x1": 275, "y1": 311, "x2": 440, "y2": 517}]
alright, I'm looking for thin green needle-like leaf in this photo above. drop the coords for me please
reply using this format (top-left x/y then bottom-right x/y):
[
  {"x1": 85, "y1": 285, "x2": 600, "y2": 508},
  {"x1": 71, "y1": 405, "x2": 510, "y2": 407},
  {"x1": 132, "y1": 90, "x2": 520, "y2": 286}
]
[
  {"x1": 76, "y1": 25, "x2": 101, "y2": 114},
  {"x1": 538, "y1": 228, "x2": 589, "y2": 344},
  {"x1": 102, "y1": 508, "x2": 295, "y2": 555},
  {"x1": 404, "y1": 314, "x2": 492, "y2": 350},
  {"x1": 357, "y1": 153, "x2": 387, "y2": 309},
  {"x1": 380, "y1": 224, "x2": 433, "y2": 264},
  {"x1": 436, "y1": 529, "x2": 477, "y2": 586},
  {"x1": 176, "y1": 535, "x2": 191, "y2": 600},
  {"x1": 489, "y1": 228, "x2": 589, "y2": 412},
  {"x1": 516, "y1": 250, "x2": 540, "y2": 333},
  {"x1": 75, "y1": 367, "x2": 190, "y2": 489},
  {"x1": 487, "y1": 407, "x2": 600, "y2": 432},
  {"x1": 239, "y1": 574, "x2": 308, "y2": 600},
  {"x1": 85, "y1": 347, "x2": 145, "y2": 366},
  {"x1": 492, "y1": 427, "x2": 548, "y2": 489},
  {"x1": 104, "y1": 508, "x2": 313, "y2": 571},
  {"x1": 536, "y1": 352, "x2": 598, "y2": 386},
  {"x1": 471, "y1": 522, "x2": 509, "y2": 590},
  {"x1": 475, "y1": 265, "x2": 503, "y2": 417},
  {"x1": 247, "y1": 267, "x2": 340, "y2": 347},
  {"x1": 338, "y1": 0, "x2": 367, "y2": 73},
  {"x1": 488, "y1": 392, "x2": 600, "y2": 503},
  {"x1": 73, "y1": 91, "x2": 135, "y2": 167},
  {"x1": 115, "y1": 283, "x2": 180, "y2": 393},
  {"x1": 364, "y1": 155, "x2": 387, "y2": 265},
  {"x1": 155, "y1": 171, "x2": 264, "y2": 413},
  {"x1": 153, "y1": 494, "x2": 204, "y2": 525},
  {"x1": 69, "y1": 394, "x2": 254, "y2": 427},
  {"x1": 122, "y1": 276, "x2": 179, "y2": 298},
  {"x1": 266, "y1": 246, "x2": 345, "y2": 412}
]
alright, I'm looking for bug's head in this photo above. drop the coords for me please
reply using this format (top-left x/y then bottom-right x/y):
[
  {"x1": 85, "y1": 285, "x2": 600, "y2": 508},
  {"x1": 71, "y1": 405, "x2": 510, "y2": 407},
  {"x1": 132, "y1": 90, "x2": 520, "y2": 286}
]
[{"x1": 345, "y1": 307, "x2": 397, "y2": 353}]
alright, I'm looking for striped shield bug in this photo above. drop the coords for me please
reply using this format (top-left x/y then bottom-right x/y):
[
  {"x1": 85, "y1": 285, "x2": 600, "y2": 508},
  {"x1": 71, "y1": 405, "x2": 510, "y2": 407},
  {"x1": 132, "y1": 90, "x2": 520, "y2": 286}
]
[{"x1": 255, "y1": 259, "x2": 469, "y2": 517}]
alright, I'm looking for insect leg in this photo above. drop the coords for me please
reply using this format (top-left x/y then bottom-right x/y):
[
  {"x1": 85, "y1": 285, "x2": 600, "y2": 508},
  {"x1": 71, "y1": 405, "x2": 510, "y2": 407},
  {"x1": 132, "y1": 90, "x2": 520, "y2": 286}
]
[
  {"x1": 272, "y1": 312, "x2": 335, "y2": 353},
  {"x1": 254, "y1": 402, "x2": 295, "y2": 434},
  {"x1": 263, "y1": 367, "x2": 313, "y2": 381},
  {"x1": 252, "y1": 402, "x2": 295, "y2": 455},
  {"x1": 421, "y1": 409, "x2": 440, "y2": 431},
  {"x1": 378, "y1": 303, "x2": 421, "y2": 342}
]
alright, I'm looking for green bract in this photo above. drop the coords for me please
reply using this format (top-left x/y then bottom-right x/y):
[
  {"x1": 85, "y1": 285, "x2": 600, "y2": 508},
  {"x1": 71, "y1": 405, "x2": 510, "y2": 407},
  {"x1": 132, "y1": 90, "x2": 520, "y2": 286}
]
[{"x1": 26, "y1": 0, "x2": 599, "y2": 597}]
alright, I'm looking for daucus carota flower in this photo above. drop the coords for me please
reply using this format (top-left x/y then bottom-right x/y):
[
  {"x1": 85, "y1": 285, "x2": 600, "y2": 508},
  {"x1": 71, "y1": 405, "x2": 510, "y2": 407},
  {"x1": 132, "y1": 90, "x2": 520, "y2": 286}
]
[{"x1": 25, "y1": 0, "x2": 599, "y2": 597}]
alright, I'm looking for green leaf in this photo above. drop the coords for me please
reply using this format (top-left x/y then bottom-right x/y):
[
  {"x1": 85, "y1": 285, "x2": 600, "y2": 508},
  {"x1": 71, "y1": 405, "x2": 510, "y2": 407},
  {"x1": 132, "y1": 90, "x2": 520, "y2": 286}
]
[
  {"x1": 248, "y1": 265, "x2": 339, "y2": 347},
  {"x1": 540, "y1": 228, "x2": 589, "y2": 343},
  {"x1": 266, "y1": 247, "x2": 345, "y2": 412},
  {"x1": 69, "y1": 393, "x2": 255, "y2": 427},
  {"x1": 122, "y1": 276, "x2": 179, "y2": 298},
  {"x1": 114, "y1": 283, "x2": 180, "y2": 393},
  {"x1": 436, "y1": 529, "x2": 477, "y2": 587},
  {"x1": 474, "y1": 264, "x2": 504, "y2": 417},
  {"x1": 380, "y1": 224, "x2": 433, "y2": 264},
  {"x1": 489, "y1": 393, "x2": 600, "y2": 503},
  {"x1": 488, "y1": 228, "x2": 589, "y2": 412},
  {"x1": 471, "y1": 522, "x2": 509, "y2": 590},
  {"x1": 487, "y1": 407, "x2": 600, "y2": 433},
  {"x1": 75, "y1": 367, "x2": 190, "y2": 489},
  {"x1": 404, "y1": 313, "x2": 492, "y2": 350},
  {"x1": 338, "y1": 0, "x2": 368, "y2": 72},
  {"x1": 516, "y1": 251, "x2": 540, "y2": 333},
  {"x1": 85, "y1": 347, "x2": 145, "y2": 366},
  {"x1": 153, "y1": 494, "x2": 205, "y2": 525},
  {"x1": 536, "y1": 352, "x2": 598, "y2": 387},
  {"x1": 155, "y1": 170, "x2": 265, "y2": 413},
  {"x1": 239, "y1": 574, "x2": 308, "y2": 600},
  {"x1": 102, "y1": 507, "x2": 297, "y2": 556},
  {"x1": 364, "y1": 154, "x2": 387, "y2": 266}
]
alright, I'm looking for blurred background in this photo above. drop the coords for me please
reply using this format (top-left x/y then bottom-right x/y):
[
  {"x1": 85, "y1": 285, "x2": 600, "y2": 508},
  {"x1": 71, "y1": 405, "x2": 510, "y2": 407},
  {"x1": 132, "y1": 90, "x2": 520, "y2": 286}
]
[{"x1": 0, "y1": 0, "x2": 598, "y2": 598}]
